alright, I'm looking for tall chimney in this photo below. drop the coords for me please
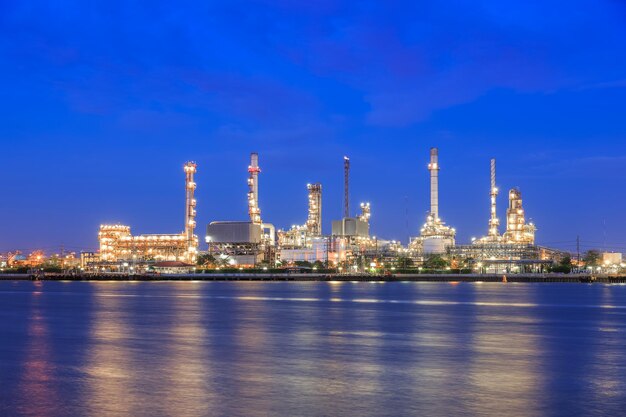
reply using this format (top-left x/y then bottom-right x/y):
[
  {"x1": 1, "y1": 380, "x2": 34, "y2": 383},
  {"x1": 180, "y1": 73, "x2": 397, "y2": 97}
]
[
  {"x1": 248, "y1": 152, "x2": 262, "y2": 224},
  {"x1": 428, "y1": 148, "x2": 439, "y2": 220},
  {"x1": 344, "y1": 156, "x2": 350, "y2": 219},
  {"x1": 184, "y1": 161, "x2": 198, "y2": 262}
]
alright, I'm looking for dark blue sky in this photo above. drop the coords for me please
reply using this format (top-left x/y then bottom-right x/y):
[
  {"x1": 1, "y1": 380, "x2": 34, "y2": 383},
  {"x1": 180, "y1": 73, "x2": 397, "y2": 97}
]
[{"x1": 1, "y1": 1, "x2": 625, "y2": 254}]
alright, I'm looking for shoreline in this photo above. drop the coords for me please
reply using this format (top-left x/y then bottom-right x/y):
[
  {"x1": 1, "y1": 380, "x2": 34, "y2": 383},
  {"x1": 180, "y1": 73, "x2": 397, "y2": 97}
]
[{"x1": 1, "y1": 273, "x2": 625, "y2": 284}]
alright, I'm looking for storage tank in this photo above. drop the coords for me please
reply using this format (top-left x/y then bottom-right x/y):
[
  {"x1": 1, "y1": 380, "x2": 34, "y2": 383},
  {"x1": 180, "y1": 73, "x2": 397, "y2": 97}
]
[
  {"x1": 422, "y1": 237, "x2": 453, "y2": 254},
  {"x1": 206, "y1": 221, "x2": 263, "y2": 244}
]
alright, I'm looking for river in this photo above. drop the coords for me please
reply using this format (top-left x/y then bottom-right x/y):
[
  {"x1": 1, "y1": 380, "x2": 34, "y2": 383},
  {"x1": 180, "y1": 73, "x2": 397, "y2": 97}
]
[{"x1": 1, "y1": 281, "x2": 625, "y2": 416}]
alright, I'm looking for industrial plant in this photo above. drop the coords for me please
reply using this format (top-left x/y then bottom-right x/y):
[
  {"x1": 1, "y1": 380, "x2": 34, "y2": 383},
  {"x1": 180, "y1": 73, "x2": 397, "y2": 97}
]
[
  {"x1": 76, "y1": 147, "x2": 587, "y2": 274},
  {"x1": 205, "y1": 152, "x2": 276, "y2": 266},
  {"x1": 93, "y1": 162, "x2": 199, "y2": 272}
]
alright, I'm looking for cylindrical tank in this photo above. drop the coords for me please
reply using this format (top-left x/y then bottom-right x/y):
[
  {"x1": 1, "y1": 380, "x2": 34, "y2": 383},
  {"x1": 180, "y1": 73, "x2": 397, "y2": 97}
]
[{"x1": 423, "y1": 237, "x2": 452, "y2": 254}]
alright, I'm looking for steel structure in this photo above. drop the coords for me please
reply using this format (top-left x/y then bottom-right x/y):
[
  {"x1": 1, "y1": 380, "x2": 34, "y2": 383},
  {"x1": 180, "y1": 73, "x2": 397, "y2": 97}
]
[
  {"x1": 449, "y1": 244, "x2": 563, "y2": 273},
  {"x1": 428, "y1": 148, "x2": 439, "y2": 220},
  {"x1": 97, "y1": 162, "x2": 199, "y2": 268},
  {"x1": 358, "y1": 202, "x2": 371, "y2": 225},
  {"x1": 206, "y1": 152, "x2": 276, "y2": 266},
  {"x1": 410, "y1": 148, "x2": 456, "y2": 255},
  {"x1": 503, "y1": 188, "x2": 536, "y2": 244},
  {"x1": 278, "y1": 183, "x2": 323, "y2": 250},
  {"x1": 306, "y1": 183, "x2": 322, "y2": 236},
  {"x1": 248, "y1": 152, "x2": 262, "y2": 225},
  {"x1": 344, "y1": 156, "x2": 350, "y2": 218},
  {"x1": 184, "y1": 161, "x2": 198, "y2": 261},
  {"x1": 475, "y1": 158, "x2": 502, "y2": 244},
  {"x1": 467, "y1": 161, "x2": 542, "y2": 264},
  {"x1": 488, "y1": 159, "x2": 500, "y2": 239}
]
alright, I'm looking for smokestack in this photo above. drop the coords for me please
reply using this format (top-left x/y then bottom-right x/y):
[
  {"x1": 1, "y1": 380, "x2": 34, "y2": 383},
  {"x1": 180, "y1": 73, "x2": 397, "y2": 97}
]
[
  {"x1": 248, "y1": 152, "x2": 262, "y2": 224},
  {"x1": 344, "y1": 156, "x2": 350, "y2": 218},
  {"x1": 488, "y1": 158, "x2": 500, "y2": 237},
  {"x1": 428, "y1": 148, "x2": 439, "y2": 220}
]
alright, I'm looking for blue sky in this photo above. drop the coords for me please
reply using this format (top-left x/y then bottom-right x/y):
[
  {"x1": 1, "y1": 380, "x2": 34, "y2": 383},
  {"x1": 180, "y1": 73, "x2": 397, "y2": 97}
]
[{"x1": 1, "y1": 0, "x2": 625, "y2": 254}]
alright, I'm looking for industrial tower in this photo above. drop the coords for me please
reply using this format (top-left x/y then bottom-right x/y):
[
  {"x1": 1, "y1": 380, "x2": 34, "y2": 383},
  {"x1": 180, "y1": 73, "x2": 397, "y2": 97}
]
[
  {"x1": 344, "y1": 156, "x2": 350, "y2": 218},
  {"x1": 474, "y1": 158, "x2": 502, "y2": 244},
  {"x1": 306, "y1": 183, "x2": 322, "y2": 236},
  {"x1": 98, "y1": 161, "x2": 200, "y2": 268},
  {"x1": 410, "y1": 147, "x2": 456, "y2": 255},
  {"x1": 503, "y1": 188, "x2": 536, "y2": 244},
  {"x1": 487, "y1": 158, "x2": 500, "y2": 239},
  {"x1": 358, "y1": 202, "x2": 371, "y2": 225},
  {"x1": 248, "y1": 152, "x2": 262, "y2": 225},
  {"x1": 428, "y1": 148, "x2": 439, "y2": 221},
  {"x1": 184, "y1": 161, "x2": 198, "y2": 262}
]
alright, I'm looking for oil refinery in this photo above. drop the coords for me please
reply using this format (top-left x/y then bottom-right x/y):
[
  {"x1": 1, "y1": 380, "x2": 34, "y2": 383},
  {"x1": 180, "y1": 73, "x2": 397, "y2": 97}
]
[
  {"x1": 94, "y1": 162, "x2": 199, "y2": 272},
  {"x1": 76, "y1": 147, "x2": 584, "y2": 274}
]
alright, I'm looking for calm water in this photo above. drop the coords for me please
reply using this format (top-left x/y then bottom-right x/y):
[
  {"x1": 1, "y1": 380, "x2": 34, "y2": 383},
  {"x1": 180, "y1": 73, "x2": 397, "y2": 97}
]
[{"x1": 1, "y1": 281, "x2": 626, "y2": 416}]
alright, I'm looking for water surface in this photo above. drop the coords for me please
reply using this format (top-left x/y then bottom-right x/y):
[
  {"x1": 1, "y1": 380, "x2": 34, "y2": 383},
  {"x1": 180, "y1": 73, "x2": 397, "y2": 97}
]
[{"x1": 1, "y1": 281, "x2": 625, "y2": 416}]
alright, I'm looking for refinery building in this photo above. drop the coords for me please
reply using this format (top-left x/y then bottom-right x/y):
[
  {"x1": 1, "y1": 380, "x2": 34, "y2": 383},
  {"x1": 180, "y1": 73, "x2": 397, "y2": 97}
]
[
  {"x1": 95, "y1": 162, "x2": 199, "y2": 271},
  {"x1": 90, "y1": 147, "x2": 566, "y2": 273}
]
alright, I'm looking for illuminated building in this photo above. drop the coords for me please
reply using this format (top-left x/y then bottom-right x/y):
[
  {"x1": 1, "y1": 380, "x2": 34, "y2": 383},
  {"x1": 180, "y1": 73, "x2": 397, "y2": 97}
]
[
  {"x1": 206, "y1": 153, "x2": 275, "y2": 266},
  {"x1": 80, "y1": 252, "x2": 100, "y2": 269},
  {"x1": 278, "y1": 183, "x2": 323, "y2": 249},
  {"x1": 451, "y1": 159, "x2": 548, "y2": 272},
  {"x1": 475, "y1": 159, "x2": 502, "y2": 244},
  {"x1": 502, "y1": 188, "x2": 536, "y2": 244},
  {"x1": 277, "y1": 183, "x2": 328, "y2": 264},
  {"x1": 97, "y1": 162, "x2": 199, "y2": 269}
]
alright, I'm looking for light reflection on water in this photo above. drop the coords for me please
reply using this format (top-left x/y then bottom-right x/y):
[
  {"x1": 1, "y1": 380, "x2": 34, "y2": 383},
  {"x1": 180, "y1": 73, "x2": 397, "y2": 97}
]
[
  {"x1": 1, "y1": 281, "x2": 626, "y2": 416},
  {"x1": 15, "y1": 288, "x2": 60, "y2": 417}
]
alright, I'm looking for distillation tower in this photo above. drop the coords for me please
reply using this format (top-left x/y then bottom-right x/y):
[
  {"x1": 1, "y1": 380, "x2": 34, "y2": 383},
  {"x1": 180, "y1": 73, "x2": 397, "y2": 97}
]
[
  {"x1": 248, "y1": 152, "x2": 262, "y2": 225},
  {"x1": 306, "y1": 183, "x2": 322, "y2": 236},
  {"x1": 278, "y1": 183, "x2": 323, "y2": 249},
  {"x1": 410, "y1": 148, "x2": 456, "y2": 255},
  {"x1": 503, "y1": 188, "x2": 536, "y2": 244},
  {"x1": 358, "y1": 202, "x2": 371, "y2": 225},
  {"x1": 451, "y1": 159, "x2": 546, "y2": 272}
]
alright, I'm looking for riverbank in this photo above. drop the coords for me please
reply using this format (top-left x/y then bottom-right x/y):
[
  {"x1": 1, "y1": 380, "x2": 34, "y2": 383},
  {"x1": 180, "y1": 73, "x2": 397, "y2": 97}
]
[{"x1": 1, "y1": 272, "x2": 626, "y2": 283}]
